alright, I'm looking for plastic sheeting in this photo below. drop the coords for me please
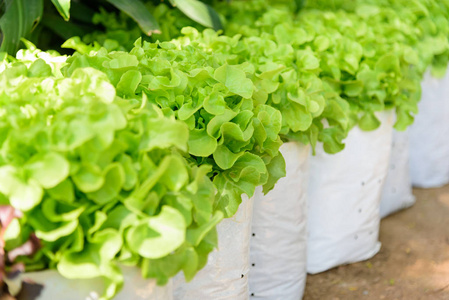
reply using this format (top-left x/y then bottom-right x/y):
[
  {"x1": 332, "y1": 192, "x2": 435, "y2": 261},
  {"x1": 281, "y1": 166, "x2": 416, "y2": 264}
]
[
  {"x1": 249, "y1": 142, "x2": 310, "y2": 300},
  {"x1": 21, "y1": 266, "x2": 173, "y2": 300},
  {"x1": 409, "y1": 70, "x2": 449, "y2": 188},
  {"x1": 173, "y1": 195, "x2": 254, "y2": 300},
  {"x1": 380, "y1": 130, "x2": 415, "y2": 218},
  {"x1": 307, "y1": 111, "x2": 394, "y2": 274}
]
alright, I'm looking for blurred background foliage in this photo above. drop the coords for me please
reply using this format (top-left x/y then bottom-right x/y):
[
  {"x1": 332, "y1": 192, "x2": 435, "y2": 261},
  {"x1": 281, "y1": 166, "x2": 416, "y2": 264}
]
[{"x1": 0, "y1": 0, "x2": 227, "y2": 54}]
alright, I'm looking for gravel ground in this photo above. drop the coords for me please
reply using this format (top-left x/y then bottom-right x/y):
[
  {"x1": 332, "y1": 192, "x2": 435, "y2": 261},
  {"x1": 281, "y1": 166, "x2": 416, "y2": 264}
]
[{"x1": 303, "y1": 185, "x2": 449, "y2": 300}]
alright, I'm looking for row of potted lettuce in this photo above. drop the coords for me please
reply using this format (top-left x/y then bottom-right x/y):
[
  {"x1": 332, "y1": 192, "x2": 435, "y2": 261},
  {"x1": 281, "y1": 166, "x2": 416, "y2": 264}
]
[{"x1": 1, "y1": 0, "x2": 448, "y2": 298}]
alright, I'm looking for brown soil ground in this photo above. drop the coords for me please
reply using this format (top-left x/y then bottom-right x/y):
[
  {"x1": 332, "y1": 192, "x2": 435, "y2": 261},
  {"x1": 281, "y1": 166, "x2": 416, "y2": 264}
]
[{"x1": 303, "y1": 185, "x2": 449, "y2": 300}]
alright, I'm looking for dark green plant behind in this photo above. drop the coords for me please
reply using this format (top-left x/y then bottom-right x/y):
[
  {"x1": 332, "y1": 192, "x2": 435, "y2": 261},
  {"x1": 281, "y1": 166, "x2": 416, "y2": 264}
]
[{"x1": 0, "y1": 0, "x2": 223, "y2": 54}]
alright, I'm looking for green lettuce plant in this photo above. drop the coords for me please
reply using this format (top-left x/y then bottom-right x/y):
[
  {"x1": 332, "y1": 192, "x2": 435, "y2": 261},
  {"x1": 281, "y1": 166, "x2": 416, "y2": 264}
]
[
  {"x1": 306, "y1": 0, "x2": 449, "y2": 77},
  {"x1": 214, "y1": 0, "x2": 424, "y2": 133},
  {"x1": 175, "y1": 27, "x2": 350, "y2": 153},
  {"x1": 61, "y1": 35, "x2": 285, "y2": 216},
  {"x1": 77, "y1": 0, "x2": 446, "y2": 137},
  {"x1": 0, "y1": 47, "x2": 224, "y2": 299},
  {"x1": 298, "y1": 8, "x2": 422, "y2": 131},
  {"x1": 64, "y1": 1, "x2": 349, "y2": 154}
]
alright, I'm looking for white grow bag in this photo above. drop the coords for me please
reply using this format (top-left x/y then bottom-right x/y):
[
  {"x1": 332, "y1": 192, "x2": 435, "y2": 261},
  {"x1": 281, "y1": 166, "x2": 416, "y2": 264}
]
[
  {"x1": 21, "y1": 265, "x2": 172, "y2": 300},
  {"x1": 409, "y1": 69, "x2": 449, "y2": 188},
  {"x1": 173, "y1": 195, "x2": 254, "y2": 300},
  {"x1": 307, "y1": 111, "x2": 394, "y2": 274},
  {"x1": 380, "y1": 129, "x2": 415, "y2": 218},
  {"x1": 249, "y1": 142, "x2": 309, "y2": 300}
]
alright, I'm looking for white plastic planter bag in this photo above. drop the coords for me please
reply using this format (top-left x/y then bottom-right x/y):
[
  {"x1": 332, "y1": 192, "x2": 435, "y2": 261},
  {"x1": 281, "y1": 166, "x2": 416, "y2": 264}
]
[
  {"x1": 173, "y1": 195, "x2": 254, "y2": 300},
  {"x1": 249, "y1": 142, "x2": 309, "y2": 300},
  {"x1": 307, "y1": 111, "x2": 394, "y2": 274},
  {"x1": 380, "y1": 129, "x2": 415, "y2": 218},
  {"x1": 409, "y1": 69, "x2": 449, "y2": 188},
  {"x1": 21, "y1": 266, "x2": 173, "y2": 300}
]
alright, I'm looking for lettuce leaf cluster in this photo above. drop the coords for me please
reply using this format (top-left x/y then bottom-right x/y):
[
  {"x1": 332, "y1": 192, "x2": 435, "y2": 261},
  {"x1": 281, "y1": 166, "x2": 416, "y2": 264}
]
[
  {"x1": 306, "y1": 0, "x2": 449, "y2": 77},
  {"x1": 176, "y1": 27, "x2": 350, "y2": 153},
  {"x1": 1, "y1": 1, "x2": 448, "y2": 297},
  {"x1": 214, "y1": 0, "x2": 429, "y2": 132},
  {"x1": 86, "y1": 0, "x2": 432, "y2": 150},
  {"x1": 0, "y1": 49, "x2": 224, "y2": 299},
  {"x1": 61, "y1": 36, "x2": 285, "y2": 217},
  {"x1": 74, "y1": 7, "x2": 351, "y2": 153}
]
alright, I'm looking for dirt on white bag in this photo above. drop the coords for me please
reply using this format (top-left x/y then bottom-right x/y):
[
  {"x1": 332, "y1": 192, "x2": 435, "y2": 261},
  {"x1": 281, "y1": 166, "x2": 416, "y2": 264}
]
[
  {"x1": 249, "y1": 142, "x2": 309, "y2": 300},
  {"x1": 20, "y1": 266, "x2": 173, "y2": 300},
  {"x1": 307, "y1": 111, "x2": 394, "y2": 274},
  {"x1": 173, "y1": 195, "x2": 254, "y2": 300},
  {"x1": 380, "y1": 129, "x2": 415, "y2": 218},
  {"x1": 409, "y1": 69, "x2": 449, "y2": 188}
]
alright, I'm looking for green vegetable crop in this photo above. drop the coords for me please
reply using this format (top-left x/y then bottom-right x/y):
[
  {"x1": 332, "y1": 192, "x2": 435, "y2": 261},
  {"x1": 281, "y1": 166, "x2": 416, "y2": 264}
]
[
  {"x1": 61, "y1": 36, "x2": 285, "y2": 217},
  {"x1": 0, "y1": 46, "x2": 224, "y2": 299}
]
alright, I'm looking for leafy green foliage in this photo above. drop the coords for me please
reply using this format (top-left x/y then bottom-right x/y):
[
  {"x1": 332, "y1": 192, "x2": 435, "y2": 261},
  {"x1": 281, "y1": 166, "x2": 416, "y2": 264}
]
[
  {"x1": 57, "y1": 0, "x2": 446, "y2": 151},
  {"x1": 306, "y1": 0, "x2": 449, "y2": 77},
  {"x1": 0, "y1": 47, "x2": 224, "y2": 299},
  {"x1": 80, "y1": 2, "x2": 203, "y2": 52},
  {"x1": 106, "y1": 0, "x2": 160, "y2": 35},
  {"x1": 1, "y1": 1, "x2": 448, "y2": 296},
  {"x1": 169, "y1": 0, "x2": 222, "y2": 30},
  {"x1": 213, "y1": 0, "x2": 429, "y2": 133},
  {"x1": 0, "y1": 0, "x2": 43, "y2": 54},
  {"x1": 0, "y1": 0, "x2": 223, "y2": 54},
  {"x1": 50, "y1": 0, "x2": 70, "y2": 21},
  {"x1": 62, "y1": 35, "x2": 285, "y2": 217}
]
